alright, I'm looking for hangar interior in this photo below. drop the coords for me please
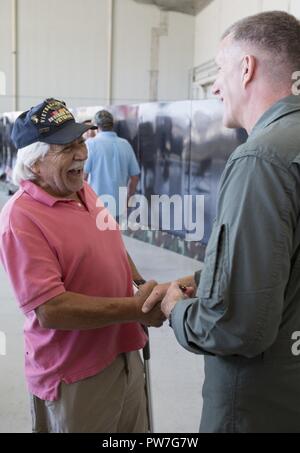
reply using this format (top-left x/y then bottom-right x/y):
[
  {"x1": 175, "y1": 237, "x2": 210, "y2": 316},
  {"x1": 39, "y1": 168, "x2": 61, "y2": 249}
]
[{"x1": 1, "y1": 0, "x2": 300, "y2": 434}]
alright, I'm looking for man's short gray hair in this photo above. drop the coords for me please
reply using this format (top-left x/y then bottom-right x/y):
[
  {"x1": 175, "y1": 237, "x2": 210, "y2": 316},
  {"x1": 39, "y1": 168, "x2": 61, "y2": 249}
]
[
  {"x1": 223, "y1": 11, "x2": 300, "y2": 75},
  {"x1": 13, "y1": 141, "x2": 50, "y2": 186}
]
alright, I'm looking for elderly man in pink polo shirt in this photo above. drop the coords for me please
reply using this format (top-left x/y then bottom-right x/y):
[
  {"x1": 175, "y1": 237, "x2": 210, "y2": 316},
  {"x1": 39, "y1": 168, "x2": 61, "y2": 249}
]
[{"x1": 0, "y1": 98, "x2": 165, "y2": 433}]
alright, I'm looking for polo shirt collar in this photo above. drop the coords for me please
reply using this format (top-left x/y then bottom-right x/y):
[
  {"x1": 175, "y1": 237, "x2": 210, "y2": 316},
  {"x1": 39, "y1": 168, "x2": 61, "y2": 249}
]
[
  {"x1": 251, "y1": 95, "x2": 300, "y2": 136},
  {"x1": 98, "y1": 131, "x2": 117, "y2": 138},
  {"x1": 20, "y1": 180, "x2": 87, "y2": 208}
]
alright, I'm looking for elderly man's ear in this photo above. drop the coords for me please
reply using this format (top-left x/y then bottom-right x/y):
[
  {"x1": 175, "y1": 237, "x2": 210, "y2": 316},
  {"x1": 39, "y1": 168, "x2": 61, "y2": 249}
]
[
  {"x1": 31, "y1": 162, "x2": 41, "y2": 177},
  {"x1": 242, "y1": 55, "x2": 256, "y2": 88}
]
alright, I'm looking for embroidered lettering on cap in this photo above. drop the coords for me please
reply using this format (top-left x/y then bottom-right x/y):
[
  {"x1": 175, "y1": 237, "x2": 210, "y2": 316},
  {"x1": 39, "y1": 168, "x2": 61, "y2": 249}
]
[
  {"x1": 38, "y1": 100, "x2": 74, "y2": 127},
  {"x1": 49, "y1": 108, "x2": 74, "y2": 125},
  {"x1": 31, "y1": 115, "x2": 39, "y2": 125}
]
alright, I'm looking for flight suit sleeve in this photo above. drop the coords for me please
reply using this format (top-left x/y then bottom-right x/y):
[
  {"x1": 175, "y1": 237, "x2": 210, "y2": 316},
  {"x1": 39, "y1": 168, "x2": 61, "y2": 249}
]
[{"x1": 171, "y1": 153, "x2": 298, "y2": 358}]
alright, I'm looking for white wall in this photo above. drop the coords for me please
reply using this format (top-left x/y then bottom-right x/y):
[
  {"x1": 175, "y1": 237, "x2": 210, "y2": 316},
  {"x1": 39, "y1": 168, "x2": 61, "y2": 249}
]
[
  {"x1": 158, "y1": 11, "x2": 195, "y2": 101},
  {"x1": 17, "y1": 0, "x2": 110, "y2": 111},
  {"x1": 112, "y1": 0, "x2": 159, "y2": 104},
  {"x1": 2, "y1": 0, "x2": 300, "y2": 114},
  {"x1": 0, "y1": 0, "x2": 13, "y2": 112},
  {"x1": 113, "y1": 0, "x2": 195, "y2": 103},
  {"x1": 0, "y1": 0, "x2": 195, "y2": 114},
  {"x1": 194, "y1": 0, "x2": 300, "y2": 68}
]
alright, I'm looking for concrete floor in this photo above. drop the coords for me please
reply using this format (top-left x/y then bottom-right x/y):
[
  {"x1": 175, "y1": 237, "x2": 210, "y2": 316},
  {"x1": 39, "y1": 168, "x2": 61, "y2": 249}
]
[{"x1": 0, "y1": 191, "x2": 204, "y2": 433}]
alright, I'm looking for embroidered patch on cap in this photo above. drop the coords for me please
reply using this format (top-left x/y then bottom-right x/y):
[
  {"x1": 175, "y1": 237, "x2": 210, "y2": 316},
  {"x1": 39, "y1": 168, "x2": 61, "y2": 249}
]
[{"x1": 31, "y1": 99, "x2": 74, "y2": 129}]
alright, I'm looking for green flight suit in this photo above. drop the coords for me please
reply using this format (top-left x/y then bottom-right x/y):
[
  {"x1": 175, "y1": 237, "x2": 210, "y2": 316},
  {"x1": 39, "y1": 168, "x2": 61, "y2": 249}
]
[{"x1": 171, "y1": 95, "x2": 300, "y2": 433}]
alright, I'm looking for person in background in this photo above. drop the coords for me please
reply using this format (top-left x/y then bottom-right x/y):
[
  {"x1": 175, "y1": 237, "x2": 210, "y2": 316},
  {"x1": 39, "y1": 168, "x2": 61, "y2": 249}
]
[
  {"x1": 84, "y1": 110, "x2": 140, "y2": 221},
  {"x1": 82, "y1": 119, "x2": 97, "y2": 140}
]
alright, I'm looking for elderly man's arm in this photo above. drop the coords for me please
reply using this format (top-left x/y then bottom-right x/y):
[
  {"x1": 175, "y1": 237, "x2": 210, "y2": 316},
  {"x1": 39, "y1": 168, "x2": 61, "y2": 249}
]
[
  {"x1": 126, "y1": 249, "x2": 199, "y2": 310},
  {"x1": 36, "y1": 281, "x2": 165, "y2": 330},
  {"x1": 142, "y1": 273, "x2": 199, "y2": 313},
  {"x1": 127, "y1": 252, "x2": 144, "y2": 282},
  {"x1": 0, "y1": 219, "x2": 165, "y2": 332}
]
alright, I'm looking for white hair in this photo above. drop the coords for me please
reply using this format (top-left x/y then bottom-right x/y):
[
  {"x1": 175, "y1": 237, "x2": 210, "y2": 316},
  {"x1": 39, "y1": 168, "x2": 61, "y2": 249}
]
[{"x1": 13, "y1": 141, "x2": 50, "y2": 186}]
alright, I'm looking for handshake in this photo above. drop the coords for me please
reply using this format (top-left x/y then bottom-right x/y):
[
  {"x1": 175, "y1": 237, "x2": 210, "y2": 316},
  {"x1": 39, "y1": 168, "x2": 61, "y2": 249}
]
[{"x1": 133, "y1": 280, "x2": 196, "y2": 329}]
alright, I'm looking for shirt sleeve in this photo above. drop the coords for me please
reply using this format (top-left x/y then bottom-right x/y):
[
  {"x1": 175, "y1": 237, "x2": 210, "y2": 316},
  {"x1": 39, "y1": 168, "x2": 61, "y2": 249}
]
[
  {"x1": 0, "y1": 219, "x2": 66, "y2": 315},
  {"x1": 127, "y1": 144, "x2": 140, "y2": 177},
  {"x1": 171, "y1": 153, "x2": 298, "y2": 358},
  {"x1": 84, "y1": 140, "x2": 93, "y2": 174}
]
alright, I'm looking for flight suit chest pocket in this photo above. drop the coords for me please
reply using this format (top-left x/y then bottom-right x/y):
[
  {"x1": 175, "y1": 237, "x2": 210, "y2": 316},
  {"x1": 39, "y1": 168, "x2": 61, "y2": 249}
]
[{"x1": 199, "y1": 223, "x2": 229, "y2": 300}]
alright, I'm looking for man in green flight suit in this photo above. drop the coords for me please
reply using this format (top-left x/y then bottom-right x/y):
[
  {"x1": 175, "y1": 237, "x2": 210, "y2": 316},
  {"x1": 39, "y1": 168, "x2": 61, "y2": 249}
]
[{"x1": 143, "y1": 11, "x2": 300, "y2": 433}]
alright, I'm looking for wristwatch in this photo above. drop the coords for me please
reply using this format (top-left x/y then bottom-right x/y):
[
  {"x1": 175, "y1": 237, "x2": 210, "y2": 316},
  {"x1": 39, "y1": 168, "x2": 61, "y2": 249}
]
[{"x1": 133, "y1": 279, "x2": 146, "y2": 288}]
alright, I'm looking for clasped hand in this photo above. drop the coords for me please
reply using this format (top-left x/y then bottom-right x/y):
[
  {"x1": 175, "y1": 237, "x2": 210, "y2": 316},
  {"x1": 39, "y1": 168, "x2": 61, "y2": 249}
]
[{"x1": 139, "y1": 282, "x2": 195, "y2": 319}]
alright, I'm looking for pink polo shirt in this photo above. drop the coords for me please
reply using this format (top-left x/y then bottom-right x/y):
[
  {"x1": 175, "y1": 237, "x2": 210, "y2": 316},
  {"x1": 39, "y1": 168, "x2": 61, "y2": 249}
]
[{"x1": 0, "y1": 181, "x2": 147, "y2": 401}]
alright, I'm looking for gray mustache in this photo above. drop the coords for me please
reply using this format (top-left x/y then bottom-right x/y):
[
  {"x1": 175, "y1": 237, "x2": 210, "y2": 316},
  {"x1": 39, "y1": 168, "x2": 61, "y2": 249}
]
[{"x1": 68, "y1": 165, "x2": 84, "y2": 171}]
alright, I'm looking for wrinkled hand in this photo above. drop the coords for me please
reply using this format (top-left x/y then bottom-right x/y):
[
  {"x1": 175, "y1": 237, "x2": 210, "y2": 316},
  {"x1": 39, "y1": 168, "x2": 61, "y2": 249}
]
[
  {"x1": 135, "y1": 281, "x2": 166, "y2": 328},
  {"x1": 142, "y1": 282, "x2": 195, "y2": 314},
  {"x1": 161, "y1": 282, "x2": 194, "y2": 318},
  {"x1": 142, "y1": 282, "x2": 170, "y2": 314}
]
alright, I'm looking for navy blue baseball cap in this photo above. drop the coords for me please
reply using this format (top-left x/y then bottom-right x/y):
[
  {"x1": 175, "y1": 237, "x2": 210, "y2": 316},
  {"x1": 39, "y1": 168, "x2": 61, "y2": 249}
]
[{"x1": 11, "y1": 98, "x2": 97, "y2": 149}]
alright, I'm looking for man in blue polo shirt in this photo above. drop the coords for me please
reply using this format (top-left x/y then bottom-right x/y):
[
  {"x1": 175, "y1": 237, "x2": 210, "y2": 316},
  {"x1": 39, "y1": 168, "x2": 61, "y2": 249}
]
[{"x1": 84, "y1": 110, "x2": 140, "y2": 220}]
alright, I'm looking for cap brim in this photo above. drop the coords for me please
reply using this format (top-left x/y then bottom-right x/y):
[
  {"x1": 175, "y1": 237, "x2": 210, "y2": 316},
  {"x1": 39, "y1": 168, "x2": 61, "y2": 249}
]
[{"x1": 40, "y1": 122, "x2": 97, "y2": 145}]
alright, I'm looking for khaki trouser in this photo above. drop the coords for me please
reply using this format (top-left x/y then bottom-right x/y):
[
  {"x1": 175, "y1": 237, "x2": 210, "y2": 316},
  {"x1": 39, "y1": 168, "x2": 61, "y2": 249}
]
[{"x1": 30, "y1": 351, "x2": 148, "y2": 433}]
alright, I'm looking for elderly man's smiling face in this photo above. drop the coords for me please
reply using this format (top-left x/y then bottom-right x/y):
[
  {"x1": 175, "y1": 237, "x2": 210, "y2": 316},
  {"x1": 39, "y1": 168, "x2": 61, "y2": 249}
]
[
  {"x1": 34, "y1": 137, "x2": 87, "y2": 198},
  {"x1": 212, "y1": 34, "x2": 246, "y2": 129}
]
